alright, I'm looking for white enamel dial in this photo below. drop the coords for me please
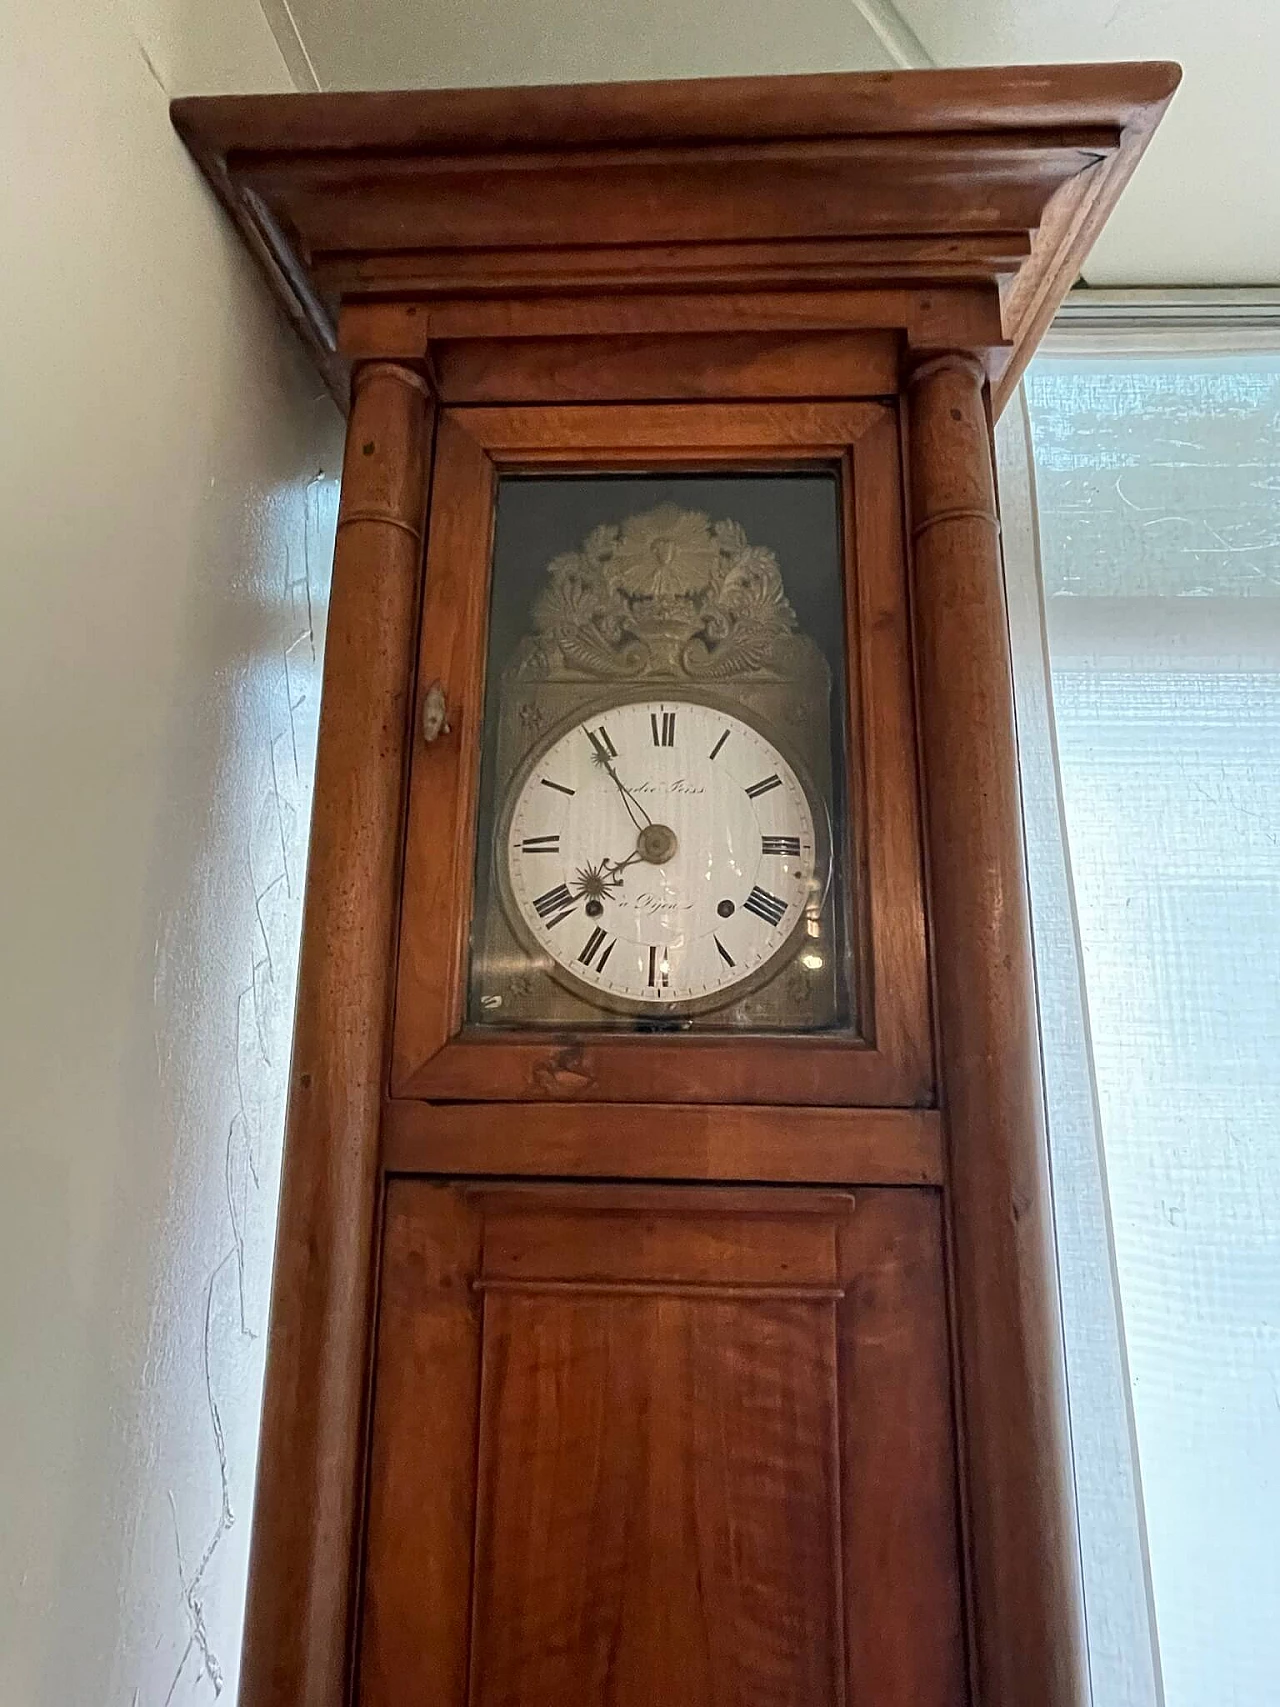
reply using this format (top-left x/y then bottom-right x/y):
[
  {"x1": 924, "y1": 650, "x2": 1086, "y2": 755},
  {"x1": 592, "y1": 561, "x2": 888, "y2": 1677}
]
[{"x1": 503, "y1": 698, "x2": 822, "y2": 1011}]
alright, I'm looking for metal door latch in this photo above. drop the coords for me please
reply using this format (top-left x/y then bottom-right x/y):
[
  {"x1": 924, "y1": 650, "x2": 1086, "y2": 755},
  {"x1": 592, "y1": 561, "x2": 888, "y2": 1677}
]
[{"x1": 421, "y1": 680, "x2": 450, "y2": 744}]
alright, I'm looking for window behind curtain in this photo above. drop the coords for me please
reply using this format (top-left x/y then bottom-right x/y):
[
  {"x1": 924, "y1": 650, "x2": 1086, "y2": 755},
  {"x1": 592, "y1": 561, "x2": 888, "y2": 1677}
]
[{"x1": 1026, "y1": 352, "x2": 1280, "y2": 1707}]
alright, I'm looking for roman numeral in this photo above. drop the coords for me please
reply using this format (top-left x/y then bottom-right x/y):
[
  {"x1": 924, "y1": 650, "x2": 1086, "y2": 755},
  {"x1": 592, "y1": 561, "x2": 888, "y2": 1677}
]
[
  {"x1": 761, "y1": 835, "x2": 802, "y2": 856},
  {"x1": 587, "y1": 725, "x2": 616, "y2": 761},
  {"x1": 714, "y1": 936, "x2": 735, "y2": 968},
  {"x1": 576, "y1": 926, "x2": 615, "y2": 971},
  {"x1": 520, "y1": 834, "x2": 560, "y2": 854},
  {"x1": 540, "y1": 778, "x2": 575, "y2": 797},
  {"x1": 532, "y1": 883, "x2": 576, "y2": 927},
  {"x1": 647, "y1": 945, "x2": 670, "y2": 988},
  {"x1": 744, "y1": 886, "x2": 788, "y2": 927},
  {"x1": 650, "y1": 710, "x2": 676, "y2": 747},
  {"x1": 745, "y1": 774, "x2": 782, "y2": 800},
  {"x1": 708, "y1": 728, "x2": 730, "y2": 761}
]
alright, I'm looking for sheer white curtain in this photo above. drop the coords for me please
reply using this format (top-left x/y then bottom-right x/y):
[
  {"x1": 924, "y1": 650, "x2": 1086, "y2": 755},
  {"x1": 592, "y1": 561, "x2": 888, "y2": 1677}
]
[{"x1": 999, "y1": 302, "x2": 1280, "y2": 1707}]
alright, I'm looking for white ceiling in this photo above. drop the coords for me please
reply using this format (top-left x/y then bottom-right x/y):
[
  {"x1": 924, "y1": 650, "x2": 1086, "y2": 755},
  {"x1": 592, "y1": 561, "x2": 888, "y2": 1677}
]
[
  {"x1": 893, "y1": 0, "x2": 1278, "y2": 286},
  {"x1": 264, "y1": 0, "x2": 1280, "y2": 287},
  {"x1": 267, "y1": 0, "x2": 893, "y2": 92}
]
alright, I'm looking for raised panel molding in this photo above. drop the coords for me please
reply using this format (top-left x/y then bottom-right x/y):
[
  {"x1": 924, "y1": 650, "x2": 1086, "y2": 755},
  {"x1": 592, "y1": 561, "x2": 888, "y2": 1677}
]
[{"x1": 358, "y1": 1182, "x2": 964, "y2": 1707}]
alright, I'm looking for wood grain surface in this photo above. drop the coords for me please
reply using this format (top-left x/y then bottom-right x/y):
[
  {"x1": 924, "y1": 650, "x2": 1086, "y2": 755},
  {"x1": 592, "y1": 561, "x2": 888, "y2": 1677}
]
[
  {"x1": 171, "y1": 64, "x2": 1180, "y2": 409},
  {"x1": 381, "y1": 1101, "x2": 944, "y2": 1186},
  {"x1": 358, "y1": 1181, "x2": 963, "y2": 1707},
  {"x1": 336, "y1": 286, "x2": 1006, "y2": 350},
  {"x1": 837, "y1": 1189, "x2": 967, "y2": 1707},
  {"x1": 423, "y1": 331, "x2": 900, "y2": 404}
]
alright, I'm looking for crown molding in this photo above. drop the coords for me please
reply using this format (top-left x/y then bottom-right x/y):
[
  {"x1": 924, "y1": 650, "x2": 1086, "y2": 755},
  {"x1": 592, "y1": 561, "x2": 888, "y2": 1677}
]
[
  {"x1": 172, "y1": 63, "x2": 1180, "y2": 411},
  {"x1": 848, "y1": 0, "x2": 935, "y2": 72},
  {"x1": 255, "y1": 0, "x2": 320, "y2": 93}
]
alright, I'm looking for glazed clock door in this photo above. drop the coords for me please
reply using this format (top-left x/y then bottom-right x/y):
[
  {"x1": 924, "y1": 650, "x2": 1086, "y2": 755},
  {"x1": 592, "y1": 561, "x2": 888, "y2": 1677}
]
[{"x1": 391, "y1": 401, "x2": 932, "y2": 1106}]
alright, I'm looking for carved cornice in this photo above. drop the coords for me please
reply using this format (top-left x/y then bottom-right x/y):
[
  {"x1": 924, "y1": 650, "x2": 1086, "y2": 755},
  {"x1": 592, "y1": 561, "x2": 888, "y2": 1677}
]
[{"x1": 172, "y1": 63, "x2": 1179, "y2": 413}]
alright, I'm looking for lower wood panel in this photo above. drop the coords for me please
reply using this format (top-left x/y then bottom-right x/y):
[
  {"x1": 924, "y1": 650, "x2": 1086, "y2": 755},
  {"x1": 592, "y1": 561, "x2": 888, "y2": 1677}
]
[
  {"x1": 358, "y1": 1181, "x2": 965, "y2": 1707},
  {"x1": 473, "y1": 1289, "x2": 842, "y2": 1707}
]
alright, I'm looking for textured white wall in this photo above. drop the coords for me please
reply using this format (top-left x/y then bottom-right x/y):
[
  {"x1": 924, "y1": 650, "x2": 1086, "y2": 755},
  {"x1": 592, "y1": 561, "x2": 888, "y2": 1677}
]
[{"x1": 0, "y1": 3, "x2": 343, "y2": 1703}]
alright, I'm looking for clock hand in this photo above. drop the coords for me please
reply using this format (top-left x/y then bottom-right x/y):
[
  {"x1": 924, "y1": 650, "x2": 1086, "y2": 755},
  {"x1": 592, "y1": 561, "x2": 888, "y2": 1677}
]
[
  {"x1": 572, "y1": 818, "x2": 678, "y2": 912},
  {"x1": 569, "y1": 852, "x2": 626, "y2": 919},
  {"x1": 570, "y1": 846, "x2": 643, "y2": 904},
  {"x1": 599, "y1": 756, "x2": 652, "y2": 830},
  {"x1": 602, "y1": 847, "x2": 644, "y2": 881}
]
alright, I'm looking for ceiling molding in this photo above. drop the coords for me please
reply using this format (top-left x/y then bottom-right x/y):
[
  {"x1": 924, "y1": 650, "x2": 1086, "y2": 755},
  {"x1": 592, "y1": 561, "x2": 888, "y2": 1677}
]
[
  {"x1": 256, "y1": 0, "x2": 321, "y2": 92},
  {"x1": 847, "y1": 0, "x2": 934, "y2": 70}
]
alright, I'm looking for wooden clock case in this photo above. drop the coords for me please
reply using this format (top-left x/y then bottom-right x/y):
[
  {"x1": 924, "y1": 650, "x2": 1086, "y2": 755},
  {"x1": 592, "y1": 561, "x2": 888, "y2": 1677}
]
[{"x1": 174, "y1": 62, "x2": 1178, "y2": 1707}]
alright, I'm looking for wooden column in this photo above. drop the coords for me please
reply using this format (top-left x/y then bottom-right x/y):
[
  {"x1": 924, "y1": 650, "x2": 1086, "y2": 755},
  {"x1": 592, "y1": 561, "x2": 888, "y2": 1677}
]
[
  {"x1": 239, "y1": 361, "x2": 433, "y2": 1707},
  {"x1": 906, "y1": 353, "x2": 1087, "y2": 1707}
]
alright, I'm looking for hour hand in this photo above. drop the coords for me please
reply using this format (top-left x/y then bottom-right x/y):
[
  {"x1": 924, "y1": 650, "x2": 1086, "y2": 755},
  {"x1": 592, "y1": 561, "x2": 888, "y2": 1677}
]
[
  {"x1": 571, "y1": 850, "x2": 640, "y2": 916},
  {"x1": 605, "y1": 847, "x2": 644, "y2": 879}
]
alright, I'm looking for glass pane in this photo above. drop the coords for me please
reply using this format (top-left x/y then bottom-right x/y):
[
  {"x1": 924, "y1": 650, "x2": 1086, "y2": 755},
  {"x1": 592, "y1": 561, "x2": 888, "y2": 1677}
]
[{"x1": 467, "y1": 471, "x2": 853, "y2": 1033}]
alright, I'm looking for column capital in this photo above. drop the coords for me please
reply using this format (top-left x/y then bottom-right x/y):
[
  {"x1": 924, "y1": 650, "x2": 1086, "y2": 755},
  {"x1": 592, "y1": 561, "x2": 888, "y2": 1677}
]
[
  {"x1": 337, "y1": 362, "x2": 435, "y2": 543},
  {"x1": 350, "y1": 358, "x2": 435, "y2": 403},
  {"x1": 905, "y1": 354, "x2": 999, "y2": 539},
  {"x1": 906, "y1": 349, "x2": 988, "y2": 391}
]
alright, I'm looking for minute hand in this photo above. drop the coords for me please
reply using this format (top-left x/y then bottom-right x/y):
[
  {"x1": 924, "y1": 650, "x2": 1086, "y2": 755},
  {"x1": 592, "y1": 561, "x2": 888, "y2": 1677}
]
[{"x1": 600, "y1": 757, "x2": 652, "y2": 831}]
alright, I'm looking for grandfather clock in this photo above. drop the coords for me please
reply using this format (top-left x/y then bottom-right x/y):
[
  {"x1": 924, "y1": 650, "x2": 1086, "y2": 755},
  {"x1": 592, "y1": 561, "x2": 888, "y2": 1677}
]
[{"x1": 175, "y1": 62, "x2": 1177, "y2": 1707}]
